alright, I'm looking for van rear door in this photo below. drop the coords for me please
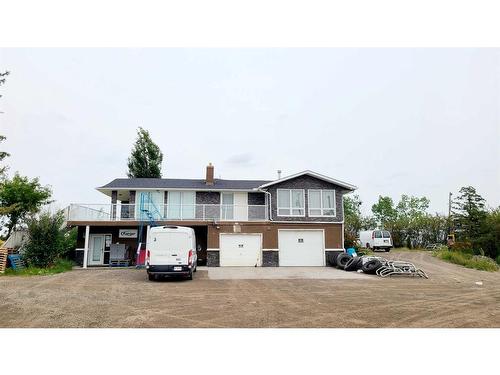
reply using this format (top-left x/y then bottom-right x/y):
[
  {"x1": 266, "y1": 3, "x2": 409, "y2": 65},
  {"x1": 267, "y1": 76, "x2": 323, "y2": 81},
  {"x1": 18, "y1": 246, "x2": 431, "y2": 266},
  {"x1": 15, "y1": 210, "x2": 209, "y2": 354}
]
[
  {"x1": 150, "y1": 232, "x2": 190, "y2": 265},
  {"x1": 382, "y1": 231, "x2": 392, "y2": 246}
]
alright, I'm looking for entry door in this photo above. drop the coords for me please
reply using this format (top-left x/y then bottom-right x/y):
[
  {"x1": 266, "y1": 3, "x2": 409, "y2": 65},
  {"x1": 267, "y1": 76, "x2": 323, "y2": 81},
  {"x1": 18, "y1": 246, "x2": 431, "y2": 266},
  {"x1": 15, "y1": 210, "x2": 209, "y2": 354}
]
[{"x1": 88, "y1": 235, "x2": 105, "y2": 266}]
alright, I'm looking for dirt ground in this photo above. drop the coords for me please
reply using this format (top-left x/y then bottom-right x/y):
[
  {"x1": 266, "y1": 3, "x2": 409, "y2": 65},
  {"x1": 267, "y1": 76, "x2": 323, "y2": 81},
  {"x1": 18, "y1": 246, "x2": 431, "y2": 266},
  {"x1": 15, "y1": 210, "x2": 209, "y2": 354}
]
[{"x1": 0, "y1": 251, "x2": 499, "y2": 328}]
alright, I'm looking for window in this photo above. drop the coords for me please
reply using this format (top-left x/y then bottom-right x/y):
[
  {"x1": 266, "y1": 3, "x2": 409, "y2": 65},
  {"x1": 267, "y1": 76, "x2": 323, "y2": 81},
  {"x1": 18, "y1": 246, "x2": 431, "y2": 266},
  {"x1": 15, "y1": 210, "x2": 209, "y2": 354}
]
[
  {"x1": 221, "y1": 193, "x2": 234, "y2": 220},
  {"x1": 167, "y1": 191, "x2": 195, "y2": 219},
  {"x1": 382, "y1": 231, "x2": 391, "y2": 238},
  {"x1": 277, "y1": 189, "x2": 305, "y2": 216},
  {"x1": 374, "y1": 230, "x2": 382, "y2": 238},
  {"x1": 308, "y1": 189, "x2": 336, "y2": 217}
]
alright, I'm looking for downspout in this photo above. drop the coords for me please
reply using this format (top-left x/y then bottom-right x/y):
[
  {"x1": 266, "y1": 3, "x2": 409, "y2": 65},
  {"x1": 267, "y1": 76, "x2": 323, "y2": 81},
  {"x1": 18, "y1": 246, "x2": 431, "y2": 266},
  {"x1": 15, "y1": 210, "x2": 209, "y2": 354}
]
[{"x1": 262, "y1": 190, "x2": 273, "y2": 221}]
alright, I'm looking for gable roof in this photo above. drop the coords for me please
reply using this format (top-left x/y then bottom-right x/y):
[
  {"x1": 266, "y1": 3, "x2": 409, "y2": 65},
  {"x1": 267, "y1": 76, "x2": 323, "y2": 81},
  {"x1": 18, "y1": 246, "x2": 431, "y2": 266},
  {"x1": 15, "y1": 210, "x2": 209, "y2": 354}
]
[
  {"x1": 256, "y1": 170, "x2": 357, "y2": 191},
  {"x1": 97, "y1": 178, "x2": 271, "y2": 192}
]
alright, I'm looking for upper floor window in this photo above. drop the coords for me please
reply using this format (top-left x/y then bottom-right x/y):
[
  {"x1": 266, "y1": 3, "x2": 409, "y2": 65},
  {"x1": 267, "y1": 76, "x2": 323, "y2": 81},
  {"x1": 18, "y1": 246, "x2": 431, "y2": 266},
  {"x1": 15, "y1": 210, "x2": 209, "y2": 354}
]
[
  {"x1": 221, "y1": 192, "x2": 234, "y2": 220},
  {"x1": 308, "y1": 189, "x2": 336, "y2": 217},
  {"x1": 167, "y1": 191, "x2": 195, "y2": 219},
  {"x1": 277, "y1": 189, "x2": 305, "y2": 216}
]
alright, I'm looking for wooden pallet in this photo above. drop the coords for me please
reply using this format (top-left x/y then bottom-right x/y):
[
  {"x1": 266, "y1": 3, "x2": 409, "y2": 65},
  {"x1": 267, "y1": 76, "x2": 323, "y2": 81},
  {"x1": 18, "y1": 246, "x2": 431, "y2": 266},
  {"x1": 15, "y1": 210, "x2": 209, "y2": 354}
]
[
  {"x1": 0, "y1": 249, "x2": 7, "y2": 274},
  {"x1": 8, "y1": 254, "x2": 25, "y2": 271}
]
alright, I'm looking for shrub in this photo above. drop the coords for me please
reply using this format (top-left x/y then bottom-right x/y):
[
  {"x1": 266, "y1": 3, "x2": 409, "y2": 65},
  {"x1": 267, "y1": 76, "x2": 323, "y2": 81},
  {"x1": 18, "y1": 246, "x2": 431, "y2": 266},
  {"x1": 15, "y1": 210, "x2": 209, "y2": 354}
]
[
  {"x1": 22, "y1": 211, "x2": 73, "y2": 268},
  {"x1": 434, "y1": 249, "x2": 499, "y2": 272},
  {"x1": 450, "y1": 241, "x2": 474, "y2": 254},
  {"x1": 4, "y1": 258, "x2": 74, "y2": 276},
  {"x1": 496, "y1": 255, "x2": 500, "y2": 265}
]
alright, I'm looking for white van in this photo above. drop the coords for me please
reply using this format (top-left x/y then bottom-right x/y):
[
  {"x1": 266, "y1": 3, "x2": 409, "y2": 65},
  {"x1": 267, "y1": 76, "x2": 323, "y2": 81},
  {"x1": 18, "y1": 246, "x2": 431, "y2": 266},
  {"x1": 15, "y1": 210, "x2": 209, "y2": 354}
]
[
  {"x1": 146, "y1": 226, "x2": 197, "y2": 281},
  {"x1": 359, "y1": 230, "x2": 393, "y2": 252}
]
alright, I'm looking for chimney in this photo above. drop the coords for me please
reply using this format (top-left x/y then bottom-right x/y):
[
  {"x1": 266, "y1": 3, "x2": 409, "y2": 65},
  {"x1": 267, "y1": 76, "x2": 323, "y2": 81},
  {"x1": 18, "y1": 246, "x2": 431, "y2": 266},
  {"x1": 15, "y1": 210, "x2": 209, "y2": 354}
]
[
  {"x1": 277, "y1": 170, "x2": 282, "y2": 179},
  {"x1": 206, "y1": 163, "x2": 214, "y2": 185}
]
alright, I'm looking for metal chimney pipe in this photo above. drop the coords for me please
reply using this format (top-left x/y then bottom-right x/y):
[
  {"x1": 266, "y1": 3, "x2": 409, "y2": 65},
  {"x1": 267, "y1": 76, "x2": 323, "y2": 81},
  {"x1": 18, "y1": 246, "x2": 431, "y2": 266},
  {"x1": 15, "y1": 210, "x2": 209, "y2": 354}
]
[{"x1": 277, "y1": 170, "x2": 282, "y2": 179}]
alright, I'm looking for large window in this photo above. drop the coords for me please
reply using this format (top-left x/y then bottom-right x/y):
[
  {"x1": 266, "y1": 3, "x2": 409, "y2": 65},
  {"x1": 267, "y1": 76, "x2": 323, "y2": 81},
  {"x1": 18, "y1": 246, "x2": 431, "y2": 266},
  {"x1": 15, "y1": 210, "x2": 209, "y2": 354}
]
[
  {"x1": 167, "y1": 191, "x2": 195, "y2": 219},
  {"x1": 308, "y1": 189, "x2": 336, "y2": 217},
  {"x1": 221, "y1": 192, "x2": 234, "y2": 220},
  {"x1": 277, "y1": 189, "x2": 305, "y2": 216}
]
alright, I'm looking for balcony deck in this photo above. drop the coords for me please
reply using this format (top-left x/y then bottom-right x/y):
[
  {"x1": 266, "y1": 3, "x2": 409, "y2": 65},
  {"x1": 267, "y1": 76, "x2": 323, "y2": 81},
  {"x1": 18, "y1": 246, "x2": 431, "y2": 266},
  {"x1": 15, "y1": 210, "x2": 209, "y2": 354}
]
[{"x1": 65, "y1": 203, "x2": 269, "y2": 223}]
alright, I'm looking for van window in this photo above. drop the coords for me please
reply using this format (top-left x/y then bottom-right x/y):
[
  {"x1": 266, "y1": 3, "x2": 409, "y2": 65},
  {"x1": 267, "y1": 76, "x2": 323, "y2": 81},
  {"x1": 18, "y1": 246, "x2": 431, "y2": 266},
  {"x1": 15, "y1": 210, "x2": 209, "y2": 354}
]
[
  {"x1": 374, "y1": 231, "x2": 382, "y2": 238},
  {"x1": 382, "y1": 231, "x2": 391, "y2": 238}
]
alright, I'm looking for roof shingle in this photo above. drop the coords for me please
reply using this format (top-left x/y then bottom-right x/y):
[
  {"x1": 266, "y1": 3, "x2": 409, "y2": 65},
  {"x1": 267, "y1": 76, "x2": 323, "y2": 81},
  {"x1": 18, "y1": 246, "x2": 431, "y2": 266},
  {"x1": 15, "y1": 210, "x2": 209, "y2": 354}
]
[{"x1": 98, "y1": 178, "x2": 271, "y2": 191}]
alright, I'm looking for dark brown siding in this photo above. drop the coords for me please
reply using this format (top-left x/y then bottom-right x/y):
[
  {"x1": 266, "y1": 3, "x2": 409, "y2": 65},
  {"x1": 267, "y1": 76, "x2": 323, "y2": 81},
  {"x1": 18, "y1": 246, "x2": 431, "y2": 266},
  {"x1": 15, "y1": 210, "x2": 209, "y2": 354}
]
[{"x1": 207, "y1": 222, "x2": 342, "y2": 249}]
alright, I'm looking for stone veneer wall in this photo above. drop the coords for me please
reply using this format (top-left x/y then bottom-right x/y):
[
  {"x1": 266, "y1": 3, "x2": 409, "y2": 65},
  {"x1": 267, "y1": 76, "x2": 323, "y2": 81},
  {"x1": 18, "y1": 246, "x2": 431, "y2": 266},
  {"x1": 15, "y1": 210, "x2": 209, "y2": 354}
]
[
  {"x1": 207, "y1": 250, "x2": 220, "y2": 267},
  {"x1": 262, "y1": 251, "x2": 279, "y2": 267}
]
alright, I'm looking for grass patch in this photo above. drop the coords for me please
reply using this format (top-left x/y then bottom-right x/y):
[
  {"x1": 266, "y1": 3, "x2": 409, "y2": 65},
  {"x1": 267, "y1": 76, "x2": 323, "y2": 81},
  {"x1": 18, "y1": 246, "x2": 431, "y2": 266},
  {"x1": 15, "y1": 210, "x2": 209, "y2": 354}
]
[
  {"x1": 2, "y1": 259, "x2": 74, "y2": 276},
  {"x1": 433, "y1": 249, "x2": 499, "y2": 272}
]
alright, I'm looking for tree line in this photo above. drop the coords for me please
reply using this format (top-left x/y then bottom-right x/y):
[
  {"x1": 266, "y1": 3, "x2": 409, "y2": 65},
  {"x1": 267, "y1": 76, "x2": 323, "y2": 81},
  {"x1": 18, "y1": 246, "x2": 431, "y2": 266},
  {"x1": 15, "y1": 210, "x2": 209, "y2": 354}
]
[{"x1": 344, "y1": 188, "x2": 500, "y2": 260}]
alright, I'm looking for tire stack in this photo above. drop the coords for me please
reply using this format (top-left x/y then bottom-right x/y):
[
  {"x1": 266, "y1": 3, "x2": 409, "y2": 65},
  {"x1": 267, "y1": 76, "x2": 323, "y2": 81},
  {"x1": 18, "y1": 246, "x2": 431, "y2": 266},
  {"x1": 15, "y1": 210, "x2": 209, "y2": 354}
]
[{"x1": 328, "y1": 252, "x2": 383, "y2": 274}]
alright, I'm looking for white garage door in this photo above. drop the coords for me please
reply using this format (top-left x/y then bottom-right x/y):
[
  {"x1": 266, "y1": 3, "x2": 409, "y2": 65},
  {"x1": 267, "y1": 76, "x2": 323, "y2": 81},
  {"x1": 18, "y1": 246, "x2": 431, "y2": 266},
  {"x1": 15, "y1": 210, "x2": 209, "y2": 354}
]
[
  {"x1": 279, "y1": 230, "x2": 325, "y2": 266},
  {"x1": 219, "y1": 234, "x2": 261, "y2": 266}
]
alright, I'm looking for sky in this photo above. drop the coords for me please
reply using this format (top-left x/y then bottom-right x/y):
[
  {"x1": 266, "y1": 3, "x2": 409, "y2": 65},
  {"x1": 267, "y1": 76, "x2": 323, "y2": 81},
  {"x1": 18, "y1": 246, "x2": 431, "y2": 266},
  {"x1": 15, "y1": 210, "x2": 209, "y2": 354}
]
[{"x1": 0, "y1": 48, "x2": 499, "y2": 215}]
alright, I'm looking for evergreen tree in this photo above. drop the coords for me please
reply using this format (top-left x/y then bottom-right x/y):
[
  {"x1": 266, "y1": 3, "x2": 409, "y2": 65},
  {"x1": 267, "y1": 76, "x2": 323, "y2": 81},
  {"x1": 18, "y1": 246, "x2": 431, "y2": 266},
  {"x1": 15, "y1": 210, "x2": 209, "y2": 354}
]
[
  {"x1": 452, "y1": 186, "x2": 487, "y2": 241},
  {"x1": 127, "y1": 127, "x2": 164, "y2": 178}
]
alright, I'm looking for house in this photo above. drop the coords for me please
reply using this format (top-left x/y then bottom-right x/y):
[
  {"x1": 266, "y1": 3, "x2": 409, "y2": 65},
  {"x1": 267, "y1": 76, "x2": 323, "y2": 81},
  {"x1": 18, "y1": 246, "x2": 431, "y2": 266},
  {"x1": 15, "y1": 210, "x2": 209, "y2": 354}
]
[{"x1": 66, "y1": 164, "x2": 357, "y2": 268}]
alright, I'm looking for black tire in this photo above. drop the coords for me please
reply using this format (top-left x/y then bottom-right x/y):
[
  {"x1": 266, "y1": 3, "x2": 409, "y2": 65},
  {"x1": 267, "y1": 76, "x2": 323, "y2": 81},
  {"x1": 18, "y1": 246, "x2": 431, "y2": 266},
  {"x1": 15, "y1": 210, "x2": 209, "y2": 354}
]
[
  {"x1": 361, "y1": 259, "x2": 382, "y2": 274},
  {"x1": 366, "y1": 243, "x2": 370, "y2": 249},
  {"x1": 327, "y1": 252, "x2": 341, "y2": 266},
  {"x1": 193, "y1": 266, "x2": 197, "y2": 272},
  {"x1": 336, "y1": 253, "x2": 351, "y2": 269},
  {"x1": 353, "y1": 257, "x2": 364, "y2": 270},
  {"x1": 187, "y1": 271, "x2": 193, "y2": 280},
  {"x1": 385, "y1": 248, "x2": 391, "y2": 252},
  {"x1": 344, "y1": 257, "x2": 358, "y2": 271},
  {"x1": 148, "y1": 273, "x2": 155, "y2": 281}
]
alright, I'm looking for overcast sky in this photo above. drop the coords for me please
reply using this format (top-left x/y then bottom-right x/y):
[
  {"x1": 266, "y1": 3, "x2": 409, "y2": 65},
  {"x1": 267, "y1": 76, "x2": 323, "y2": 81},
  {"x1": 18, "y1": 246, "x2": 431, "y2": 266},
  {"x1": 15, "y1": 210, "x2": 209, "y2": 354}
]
[{"x1": 0, "y1": 48, "x2": 498, "y2": 215}]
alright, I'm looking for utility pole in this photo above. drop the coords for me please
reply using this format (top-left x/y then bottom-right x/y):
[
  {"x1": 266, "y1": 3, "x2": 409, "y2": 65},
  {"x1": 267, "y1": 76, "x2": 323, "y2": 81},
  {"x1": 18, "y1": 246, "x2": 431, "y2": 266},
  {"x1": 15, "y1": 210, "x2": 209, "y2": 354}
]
[
  {"x1": 447, "y1": 192, "x2": 455, "y2": 245},
  {"x1": 448, "y1": 192, "x2": 452, "y2": 219}
]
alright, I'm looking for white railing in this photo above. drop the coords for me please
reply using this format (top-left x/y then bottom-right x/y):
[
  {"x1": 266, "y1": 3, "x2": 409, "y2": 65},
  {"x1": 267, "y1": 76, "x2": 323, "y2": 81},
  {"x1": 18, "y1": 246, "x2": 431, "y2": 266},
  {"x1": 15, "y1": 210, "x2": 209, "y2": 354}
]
[{"x1": 66, "y1": 203, "x2": 268, "y2": 222}]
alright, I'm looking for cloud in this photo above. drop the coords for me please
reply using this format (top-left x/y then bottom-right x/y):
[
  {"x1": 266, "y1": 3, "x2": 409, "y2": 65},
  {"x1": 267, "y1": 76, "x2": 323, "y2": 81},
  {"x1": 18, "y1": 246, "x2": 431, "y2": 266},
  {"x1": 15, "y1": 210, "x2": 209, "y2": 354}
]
[{"x1": 225, "y1": 153, "x2": 255, "y2": 166}]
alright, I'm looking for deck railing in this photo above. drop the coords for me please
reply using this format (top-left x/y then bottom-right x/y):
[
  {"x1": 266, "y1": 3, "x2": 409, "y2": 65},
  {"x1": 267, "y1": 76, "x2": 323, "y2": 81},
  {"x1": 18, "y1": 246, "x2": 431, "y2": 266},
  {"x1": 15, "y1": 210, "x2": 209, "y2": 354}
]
[{"x1": 66, "y1": 203, "x2": 268, "y2": 222}]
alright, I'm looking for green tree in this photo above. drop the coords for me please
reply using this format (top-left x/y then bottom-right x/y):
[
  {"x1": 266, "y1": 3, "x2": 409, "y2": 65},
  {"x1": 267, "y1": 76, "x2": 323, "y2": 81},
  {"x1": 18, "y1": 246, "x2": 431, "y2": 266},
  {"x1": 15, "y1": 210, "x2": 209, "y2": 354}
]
[
  {"x1": 0, "y1": 70, "x2": 9, "y2": 113},
  {"x1": 474, "y1": 207, "x2": 500, "y2": 259},
  {"x1": 23, "y1": 211, "x2": 71, "y2": 267},
  {"x1": 0, "y1": 72, "x2": 10, "y2": 177},
  {"x1": 0, "y1": 135, "x2": 9, "y2": 179},
  {"x1": 344, "y1": 195, "x2": 363, "y2": 247},
  {"x1": 371, "y1": 196, "x2": 397, "y2": 228},
  {"x1": 127, "y1": 127, "x2": 164, "y2": 178},
  {"x1": 452, "y1": 186, "x2": 486, "y2": 242},
  {"x1": 0, "y1": 173, "x2": 52, "y2": 236},
  {"x1": 395, "y1": 195, "x2": 430, "y2": 247}
]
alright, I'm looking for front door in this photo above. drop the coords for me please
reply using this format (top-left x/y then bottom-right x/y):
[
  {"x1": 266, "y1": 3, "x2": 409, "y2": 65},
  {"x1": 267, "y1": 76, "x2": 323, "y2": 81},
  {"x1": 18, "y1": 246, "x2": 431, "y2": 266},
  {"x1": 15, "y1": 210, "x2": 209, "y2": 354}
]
[{"x1": 88, "y1": 234, "x2": 105, "y2": 266}]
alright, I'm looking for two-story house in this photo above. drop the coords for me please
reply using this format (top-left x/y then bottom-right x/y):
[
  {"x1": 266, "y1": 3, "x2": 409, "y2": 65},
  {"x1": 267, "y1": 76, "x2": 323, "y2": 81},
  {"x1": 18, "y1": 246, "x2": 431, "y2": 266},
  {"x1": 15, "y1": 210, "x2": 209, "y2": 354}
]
[{"x1": 66, "y1": 164, "x2": 357, "y2": 268}]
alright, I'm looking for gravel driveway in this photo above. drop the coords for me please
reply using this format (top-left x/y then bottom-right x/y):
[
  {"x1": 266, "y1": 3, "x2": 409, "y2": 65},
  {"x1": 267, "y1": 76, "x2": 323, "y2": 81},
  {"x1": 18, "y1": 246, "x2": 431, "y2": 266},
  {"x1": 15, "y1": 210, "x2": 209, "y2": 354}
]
[{"x1": 0, "y1": 251, "x2": 498, "y2": 328}]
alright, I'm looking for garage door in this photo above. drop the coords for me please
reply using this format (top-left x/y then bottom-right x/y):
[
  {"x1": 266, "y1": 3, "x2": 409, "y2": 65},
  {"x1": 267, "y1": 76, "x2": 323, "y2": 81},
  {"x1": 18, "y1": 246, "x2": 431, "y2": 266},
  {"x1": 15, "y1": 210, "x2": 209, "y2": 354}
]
[
  {"x1": 219, "y1": 234, "x2": 261, "y2": 266},
  {"x1": 279, "y1": 230, "x2": 325, "y2": 266}
]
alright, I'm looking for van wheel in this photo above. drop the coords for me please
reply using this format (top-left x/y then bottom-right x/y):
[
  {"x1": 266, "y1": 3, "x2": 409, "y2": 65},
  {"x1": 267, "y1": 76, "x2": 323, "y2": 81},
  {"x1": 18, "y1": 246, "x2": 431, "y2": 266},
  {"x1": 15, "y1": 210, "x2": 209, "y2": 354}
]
[
  {"x1": 193, "y1": 266, "x2": 197, "y2": 272},
  {"x1": 385, "y1": 248, "x2": 391, "y2": 252},
  {"x1": 187, "y1": 271, "x2": 193, "y2": 280},
  {"x1": 148, "y1": 274, "x2": 155, "y2": 281},
  {"x1": 366, "y1": 243, "x2": 370, "y2": 249}
]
